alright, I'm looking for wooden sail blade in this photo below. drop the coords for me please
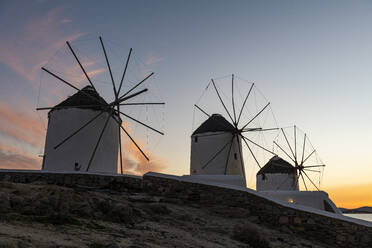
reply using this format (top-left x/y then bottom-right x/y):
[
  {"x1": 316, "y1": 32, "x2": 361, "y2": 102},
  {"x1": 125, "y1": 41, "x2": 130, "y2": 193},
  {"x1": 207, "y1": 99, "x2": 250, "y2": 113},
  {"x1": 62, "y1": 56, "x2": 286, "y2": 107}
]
[
  {"x1": 120, "y1": 102, "x2": 165, "y2": 106},
  {"x1": 300, "y1": 172, "x2": 308, "y2": 191},
  {"x1": 107, "y1": 111, "x2": 150, "y2": 162},
  {"x1": 211, "y1": 79, "x2": 235, "y2": 124},
  {"x1": 302, "y1": 150, "x2": 316, "y2": 164},
  {"x1": 281, "y1": 128, "x2": 296, "y2": 161},
  {"x1": 302, "y1": 170, "x2": 320, "y2": 191},
  {"x1": 201, "y1": 138, "x2": 233, "y2": 169},
  {"x1": 242, "y1": 127, "x2": 279, "y2": 132},
  {"x1": 294, "y1": 125, "x2": 297, "y2": 163},
  {"x1": 54, "y1": 110, "x2": 106, "y2": 149},
  {"x1": 42, "y1": 67, "x2": 81, "y2": 92},
  {"x1": 99, "y1": 36, "x2": 117, "y2": 98},
  {"x1": 303, "y1": 164, "x2": 325, "y2": 168},
  {"x1": 242, "y1": 136, "x2": 277, "y2": 156},
  {"x1": 120, "y1": 125, "x2": 149, "y2": 161},
  {"x1": 118, "y1": 113, "x2": 123, "y2": 175},
  {"x1": 194, "y1": 132, "x2": 226, "y2": 138},
  {"x1": 118, "y1": 88, "x2": 148, "y2": 103},
  {"x1": 231, "y1": 74, "x2": 237, "y2": 125},
  {"x1": 86, "y1": 113, "x2": 112, "y2": 171},
  {"x1": 118, "y1": 110, "x2": 164, "y2": 135},
  {"x1": 236, "y1": 135, "x2": 246, "y2": 179},
  {"x1": 241, "y1": 134, "x2": 261, "y2": 169},
  {"x1": 237, "y1": 83, "x2": 254, "y2": 125},
  {"x1": 120, "y1": 72, "x2": 154, "y2": 99},
  {"x1": 303, "y1": 168, "x2": 321, "y2": 173},
  {"x1": 224, "y1": 136, "x2": 234, "y2": 174},
  {"x1": 118, "y1": 48, "x2": 132, "y2": 95},
  {"x1": 37, "y1": 104, "x2": 106, "y2": 111},
  {"x1": 41, "y1": 67, "x2": 104, "y2": 105},
  {"x1": 194, "y1": 104, "x2": 210, "y2": 117},
  {"x1": 66, "y1": 41, "x2": 97, "y2": 91},
  {"x1": 276, "y1": 175, "x2": 291, "y2": 190},
  {"x1": 294, "y1": 174, "x2": 300, "y2": 189},
  {"x1": 241, "y1": 102, "x2": 270, "y2": 129},
  {"x1": 273, "y1": 141, "x2": 296, "y2": 163},
  {"x1": 301, "y1": 133, "x2": 307, "y2": 165}
]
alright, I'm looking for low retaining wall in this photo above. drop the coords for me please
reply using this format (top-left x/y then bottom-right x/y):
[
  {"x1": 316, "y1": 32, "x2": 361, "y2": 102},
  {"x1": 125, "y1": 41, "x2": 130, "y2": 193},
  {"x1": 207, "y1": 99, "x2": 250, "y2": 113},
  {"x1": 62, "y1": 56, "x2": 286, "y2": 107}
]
[
  {"x1": 143, "y1": 172, "x2": 372, "y2": 248},
  {"x1": 0, "y1": 170, "x2": 142, "y2": 191},
  {"x1": 0, "y1": 170, "x2": 370, "y2": 247}
]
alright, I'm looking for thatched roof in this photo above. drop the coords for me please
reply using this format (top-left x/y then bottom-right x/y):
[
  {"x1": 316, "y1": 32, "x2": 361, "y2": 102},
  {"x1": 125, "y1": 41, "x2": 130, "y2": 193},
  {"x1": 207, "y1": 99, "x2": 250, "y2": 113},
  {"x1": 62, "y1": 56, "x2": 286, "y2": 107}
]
[
  {"x1": 257, "y1": 156, "x2": 296, "y2": 175},
  {"x1": 50, "y1": 86, "x2": 108, "y2": 113},
  {"x1": 193, "y1": 114, "x2": 235, "y2": 135}
]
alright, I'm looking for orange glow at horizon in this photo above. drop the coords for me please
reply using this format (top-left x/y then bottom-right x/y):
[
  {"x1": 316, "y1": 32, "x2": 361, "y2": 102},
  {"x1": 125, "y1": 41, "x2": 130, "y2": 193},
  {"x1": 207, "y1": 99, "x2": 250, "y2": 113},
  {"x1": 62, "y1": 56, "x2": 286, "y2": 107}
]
[{"x1": 325, "y1": 184, "x2": 372, "y2": 209}]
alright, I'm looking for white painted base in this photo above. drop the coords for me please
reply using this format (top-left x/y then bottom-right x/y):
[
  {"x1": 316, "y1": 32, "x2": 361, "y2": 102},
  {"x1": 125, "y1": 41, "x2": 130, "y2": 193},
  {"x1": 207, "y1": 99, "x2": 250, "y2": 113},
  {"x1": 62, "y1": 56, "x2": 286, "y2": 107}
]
[
  {"x1": 43, "y1": 108, "x2": 119, "y2": 174},
  {"x1": 256, "y1": 173, "x2": 299, "y2": 191},
  {"x1": 190, "y1": 132, "x2": 245, "y2": 177}
]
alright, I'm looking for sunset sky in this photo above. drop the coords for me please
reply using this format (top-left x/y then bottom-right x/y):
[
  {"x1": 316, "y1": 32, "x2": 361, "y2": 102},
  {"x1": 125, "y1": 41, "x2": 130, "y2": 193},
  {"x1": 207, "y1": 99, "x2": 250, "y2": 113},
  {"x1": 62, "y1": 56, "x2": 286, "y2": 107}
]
[{"x1": 0, "y1": 0, "x2": 372, "y2": 208}]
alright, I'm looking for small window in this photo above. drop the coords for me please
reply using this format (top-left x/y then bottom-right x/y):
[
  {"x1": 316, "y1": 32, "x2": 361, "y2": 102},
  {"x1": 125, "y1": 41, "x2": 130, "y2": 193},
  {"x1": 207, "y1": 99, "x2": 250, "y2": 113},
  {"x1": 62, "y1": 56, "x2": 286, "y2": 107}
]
[
  {"x1": 74, "y1": 162, "x2": 81, "y2": 171},
  {"x1": 194, "y1": 136, "x2": 198, "y2": 143},
  {"x1": 234, "y1": 153, "x2": 238, "y2": 160}
]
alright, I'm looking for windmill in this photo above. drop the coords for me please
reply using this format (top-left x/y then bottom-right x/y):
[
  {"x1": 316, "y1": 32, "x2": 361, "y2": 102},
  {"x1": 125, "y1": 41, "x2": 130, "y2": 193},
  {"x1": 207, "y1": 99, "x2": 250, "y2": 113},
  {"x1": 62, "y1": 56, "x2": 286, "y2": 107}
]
[
  {"x1": 190, "y1": 75, "x2": 278, "y2": 183},
  {"x1": 37, "y1": 37, "x2": 164, "y2": 174},
  {"x1": 267, "y1": 125, "x2": 326, "y2": 191}
]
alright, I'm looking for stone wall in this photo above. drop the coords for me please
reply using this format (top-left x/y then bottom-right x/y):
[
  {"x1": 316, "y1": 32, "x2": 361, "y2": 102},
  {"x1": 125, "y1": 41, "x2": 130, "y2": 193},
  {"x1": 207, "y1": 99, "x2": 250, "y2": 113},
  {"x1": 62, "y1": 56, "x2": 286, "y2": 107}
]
[
  {"x1": 0, "y1": 170, "x2": 371, "y2": 247},
  {"x1": 0, "y1": 170, "x2": 142, "y2": 191},
  {"x1": 142, "y1": 173, "x2": 372, "y2": 248}
]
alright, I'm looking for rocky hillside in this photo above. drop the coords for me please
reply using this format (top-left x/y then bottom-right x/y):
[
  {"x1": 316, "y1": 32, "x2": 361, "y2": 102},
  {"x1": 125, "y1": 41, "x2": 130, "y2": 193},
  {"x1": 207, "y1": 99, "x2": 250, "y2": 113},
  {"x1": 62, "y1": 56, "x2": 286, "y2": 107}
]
[{"x1": 0, "y1": 181, "x2": 332, "y2": 248}]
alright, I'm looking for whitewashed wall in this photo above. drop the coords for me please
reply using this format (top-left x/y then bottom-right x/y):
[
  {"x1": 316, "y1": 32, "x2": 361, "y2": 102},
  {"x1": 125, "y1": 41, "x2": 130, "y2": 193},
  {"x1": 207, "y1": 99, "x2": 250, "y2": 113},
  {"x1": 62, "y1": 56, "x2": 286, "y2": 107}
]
[
  {"x1": 259, "y1": 190, "x2": 341, "y2": 214},
  {"x1": 43, "y1": 108, "x2": 119, "y2": 174},
  {"x1": 256, "y1": 173, "x2": 298, "y2": 191},
  {"x1": 190, "y1": 132, "x2": 245, "y2": 178}
]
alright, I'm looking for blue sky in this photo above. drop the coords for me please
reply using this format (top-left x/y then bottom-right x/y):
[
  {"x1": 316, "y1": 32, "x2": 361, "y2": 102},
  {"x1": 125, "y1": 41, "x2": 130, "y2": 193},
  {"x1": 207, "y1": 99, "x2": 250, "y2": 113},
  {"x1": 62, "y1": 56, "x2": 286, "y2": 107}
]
[{"x1": 0, "y1": 0, "x2": 372, "y2": 207}]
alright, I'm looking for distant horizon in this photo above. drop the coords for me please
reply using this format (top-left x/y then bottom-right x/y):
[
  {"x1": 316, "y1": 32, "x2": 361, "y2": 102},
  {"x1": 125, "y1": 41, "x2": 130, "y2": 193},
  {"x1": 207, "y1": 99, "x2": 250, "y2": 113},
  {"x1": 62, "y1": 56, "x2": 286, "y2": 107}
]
[{"x1": 0, "y1": 0, "x2": 371, "y2": 209}]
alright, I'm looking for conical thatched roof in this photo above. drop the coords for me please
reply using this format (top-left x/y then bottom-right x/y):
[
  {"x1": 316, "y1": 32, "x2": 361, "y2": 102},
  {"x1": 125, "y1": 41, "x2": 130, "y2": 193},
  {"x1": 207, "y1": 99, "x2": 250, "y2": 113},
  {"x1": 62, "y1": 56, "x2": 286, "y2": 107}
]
[
  {"x1": 51, "y1": 86, "x2": 108, "y2": 112},
  {"x1": 257, "y1": 156, "x2": 296, "y2": 175},
  {"x1": 192, "y1": 114, "x2": 235, "y2": 135}
]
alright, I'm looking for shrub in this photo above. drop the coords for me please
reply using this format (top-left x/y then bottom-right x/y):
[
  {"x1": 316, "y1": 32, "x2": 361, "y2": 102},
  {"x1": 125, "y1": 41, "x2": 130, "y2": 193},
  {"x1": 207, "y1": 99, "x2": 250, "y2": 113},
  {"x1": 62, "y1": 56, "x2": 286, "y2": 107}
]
[{"x1": 232, "y1": 223, "x2": 271, "y2": 248}]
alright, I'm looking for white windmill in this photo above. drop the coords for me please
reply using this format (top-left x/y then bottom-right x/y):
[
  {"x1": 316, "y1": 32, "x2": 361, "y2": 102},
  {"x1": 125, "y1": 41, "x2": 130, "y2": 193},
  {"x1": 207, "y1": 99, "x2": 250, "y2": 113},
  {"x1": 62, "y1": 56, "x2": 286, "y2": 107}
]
[
  {"x1": 256, "y1": 126, "x2": 339, "y2": 213},
  {"x1": 189, "y1": 75, "x2": 278, "y2": 186},
  {"x1": 256, "y1": 155, "x2": 298, "y2": 191},
  {"x1": 37, "y1": 37, "x2": 164, "y2": 174},
  {"x1": 257, "y1": 125, "x2": 325, "y2": 191},
  {"x1": 190, "y1": 113, "x2": 244, "y2": 176}
]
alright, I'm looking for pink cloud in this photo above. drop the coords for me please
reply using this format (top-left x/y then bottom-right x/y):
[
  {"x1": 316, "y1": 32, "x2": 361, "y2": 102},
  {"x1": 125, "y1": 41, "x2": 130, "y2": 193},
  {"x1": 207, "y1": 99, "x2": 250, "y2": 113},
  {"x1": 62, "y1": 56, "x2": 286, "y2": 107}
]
[
  {"x1": 0, "y1": 6, "x2": 85, "y2": 85},
  {"x1": 121, "y1": 130, "x2": 167, "y2": 175},
  {"x1": 0, "y1": 100, "x2": 45, "y2": 148},
  {"x1": 145, "y1": 53, "x2": 164, "y2": 65},
  {"x1": 0, "y1": 143, "x2": 41, "y2": 170},
  {"x1": 74, "y1": 67, "x2": 107, "y2": 87},
  {"x1": 60, "y1": 19, "x2": 72, "y2": 24}
]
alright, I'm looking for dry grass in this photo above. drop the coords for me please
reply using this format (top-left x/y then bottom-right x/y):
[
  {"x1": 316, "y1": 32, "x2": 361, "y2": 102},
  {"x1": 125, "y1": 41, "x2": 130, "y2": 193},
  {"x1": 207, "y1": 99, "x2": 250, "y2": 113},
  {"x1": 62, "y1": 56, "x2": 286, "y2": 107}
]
[{"x1": 232, "y1": 223, "x2": 271, "y2": 248}]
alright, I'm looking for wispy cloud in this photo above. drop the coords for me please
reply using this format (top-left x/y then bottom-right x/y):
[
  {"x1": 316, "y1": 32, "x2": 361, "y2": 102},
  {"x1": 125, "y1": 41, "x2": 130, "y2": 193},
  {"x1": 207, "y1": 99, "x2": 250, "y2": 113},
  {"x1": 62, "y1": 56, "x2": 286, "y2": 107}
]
[
  {"x1": 0, "y1": 5, "x2": 166, "y2": 173},
  {"x1": 0, "y1": 100, "x2": 45, "y2": 148},
  {"x1": 75, "y1": 67, "x2": 107, "y2": 87},
  {"x1": 0, "y1": 143, "x2": 41, "y2": 170},
  {"x1": 0, "y1": 6, "x2": 84, "y2": 85},
  {"x1": 120, "y1": 128, "x2": 167, "y2": 175},
  {"x1": 145, "y1": 53, "x2": 164, "y2": 65},
  {"x1": 60, "y1": 18, "x2": 72, "y2": 24}
]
